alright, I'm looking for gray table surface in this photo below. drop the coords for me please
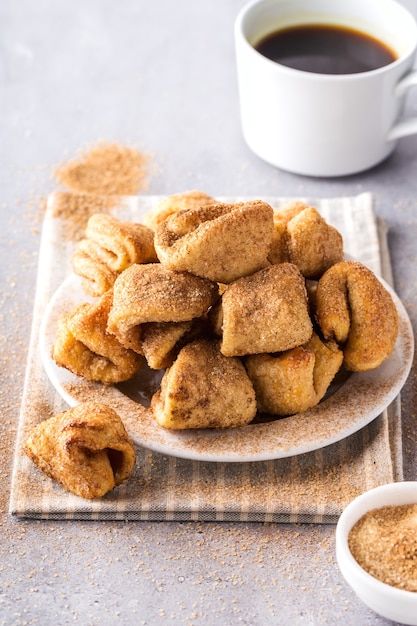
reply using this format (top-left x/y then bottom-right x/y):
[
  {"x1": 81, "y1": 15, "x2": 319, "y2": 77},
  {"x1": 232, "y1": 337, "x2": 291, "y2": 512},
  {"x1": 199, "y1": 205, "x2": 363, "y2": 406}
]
[{"x1": 1, "y1": 1, "x2": 417, "y2": 624}]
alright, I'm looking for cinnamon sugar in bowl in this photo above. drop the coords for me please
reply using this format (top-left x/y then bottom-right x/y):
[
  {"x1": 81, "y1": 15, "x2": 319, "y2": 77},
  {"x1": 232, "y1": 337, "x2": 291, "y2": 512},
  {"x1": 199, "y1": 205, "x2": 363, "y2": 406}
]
[{"x1": 336, "y1": 482, "x2": 417, "y2": 625}]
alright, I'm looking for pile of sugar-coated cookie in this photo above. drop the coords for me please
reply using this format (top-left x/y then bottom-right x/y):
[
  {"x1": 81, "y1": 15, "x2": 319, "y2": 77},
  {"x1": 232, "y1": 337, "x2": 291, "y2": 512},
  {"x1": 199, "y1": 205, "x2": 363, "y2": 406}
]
[{"x1": 52, "y1": 191, "x2": 399, "y2": 430}]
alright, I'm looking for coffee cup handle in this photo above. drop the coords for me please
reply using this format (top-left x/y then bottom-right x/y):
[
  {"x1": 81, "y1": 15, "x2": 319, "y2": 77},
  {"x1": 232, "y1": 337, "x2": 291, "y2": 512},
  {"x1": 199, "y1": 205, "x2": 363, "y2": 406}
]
[{"x1": 387, "y1": 70, "x2": 417, "y2": 141}]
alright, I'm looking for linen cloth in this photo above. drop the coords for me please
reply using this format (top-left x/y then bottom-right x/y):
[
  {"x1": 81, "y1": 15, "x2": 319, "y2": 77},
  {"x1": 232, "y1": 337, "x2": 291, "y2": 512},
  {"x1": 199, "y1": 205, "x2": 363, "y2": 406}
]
[{"x1": 9, "y1": 192, "x2": 404, "y2": 522}]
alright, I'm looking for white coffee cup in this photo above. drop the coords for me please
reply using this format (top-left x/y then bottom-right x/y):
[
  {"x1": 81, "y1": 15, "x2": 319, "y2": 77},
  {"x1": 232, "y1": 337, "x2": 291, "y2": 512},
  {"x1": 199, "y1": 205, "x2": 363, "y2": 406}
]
[{"x1": 235, "y1": 0, "x2": 417, "y2": 177}]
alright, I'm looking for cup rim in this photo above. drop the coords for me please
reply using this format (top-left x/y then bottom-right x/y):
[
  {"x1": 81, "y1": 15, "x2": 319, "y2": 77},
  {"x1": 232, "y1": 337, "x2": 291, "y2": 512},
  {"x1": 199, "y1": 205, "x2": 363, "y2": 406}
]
[{"x1": 235, "y1": 0, "x2": 417, "y2": 79}]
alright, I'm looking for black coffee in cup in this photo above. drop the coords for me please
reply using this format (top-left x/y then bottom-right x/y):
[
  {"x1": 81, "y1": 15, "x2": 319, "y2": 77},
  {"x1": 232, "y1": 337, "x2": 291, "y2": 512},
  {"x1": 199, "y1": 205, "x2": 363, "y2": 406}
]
[{"x1": 255, "y1": 24, "x2": 398, "y2": 74}]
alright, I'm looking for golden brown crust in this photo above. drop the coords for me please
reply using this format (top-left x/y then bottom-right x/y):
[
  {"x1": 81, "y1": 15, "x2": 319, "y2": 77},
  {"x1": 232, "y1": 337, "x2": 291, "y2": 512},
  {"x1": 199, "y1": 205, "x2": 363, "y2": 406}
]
[
  {"x1": 269, "y1": 200, "x2": 309, "y2": 266},
  {"x1": 304, "y1": 332, "x2": 344, "y2": 401},
  {"x1": 269, "y1": 204, "x2": 343, "y2": 279},
  {"x1": 85, "y1": 213, "x2": 157, "y2": 270},
  {"x1": 315, "y1": 267, "x2": 351, "y2": 344},
  {"x1": 107, "y1": 263, "x2": 219, "y2": 349},
  {"x1": 315, "y1": 261, "x2": 399, "y2": 371},
  {"x1": 151, "y1": 339, "x2": 256, "y2": 429},
  {"x1": 72, "y1": 240, "x2": 118, "y2": 297},
  {"x1": 273, "y1": 200, "x2": 311, "y2": 224},
  {"x1": 245, "y1": 347, "x2": 317, "y2": 416},
  {"x1": 245, "y1": 332, "x2": 343, "y2": 416},
  {"x1": 286, "y1": 207, "x2": 343, "y2": 278},
  {"x1": 72, "y1": 213, "x2": 157, "y2": 296},
  {"x1": 141, "y1": 320, "x2": 194, "y2": 370},
  {"x1": 220, "y1": 263, "x2": 313, "y2": 356},
  {"x1": 52, "y1": 290, "x2": 142, "y2": 383},
  {"x1": 24, "y1": 402, "x2": 136, "y2": 499},
  {"x1": 141, "y1": 317, "x2": 212, "y2": 370},
  {"x1": 143, "y1": 190, "x2": 217, "y2": 231},
  {"x1": 154, "y1": 201, "x2": 274, "y2": 283},
  {"x1": 108, "y1": 263, "x2": 218, "y2": 324},
  {"x1": 268, "y1": 216, "x2": 289, "y2": 265}
]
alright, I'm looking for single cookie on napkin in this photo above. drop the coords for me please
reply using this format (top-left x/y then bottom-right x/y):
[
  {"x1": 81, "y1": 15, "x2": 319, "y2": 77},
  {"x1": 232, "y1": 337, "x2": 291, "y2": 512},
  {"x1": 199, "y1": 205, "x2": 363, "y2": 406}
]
[{"x1": 24, "y1": 402, "x2": 136, "y2": 499}]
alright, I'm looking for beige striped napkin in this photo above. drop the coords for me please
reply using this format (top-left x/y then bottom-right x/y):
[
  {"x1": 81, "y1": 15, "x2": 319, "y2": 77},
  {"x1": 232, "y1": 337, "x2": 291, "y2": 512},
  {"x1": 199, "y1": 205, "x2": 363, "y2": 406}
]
[{"x1": 9, "y1": 192, "x2": 404, "y2": 522}]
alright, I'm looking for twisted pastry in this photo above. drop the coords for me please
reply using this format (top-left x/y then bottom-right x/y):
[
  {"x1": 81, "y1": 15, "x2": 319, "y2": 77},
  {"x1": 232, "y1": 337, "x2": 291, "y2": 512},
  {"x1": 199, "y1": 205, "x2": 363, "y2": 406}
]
[
  {"x1": 141, "y1": 317, "x2": 209, "y2": 370},
  {"x1": 72, "y1": 213, "x2": 157, "y2": 296},
  {"x1": 143, "y1": 190, "x2": 217, "y2": 231},
  {"x1": 219, "y1": 263, "x2": 313, "y2": 357},
  {"x1": 141, "y1": 321, "x2": 193, "y2": 369},
  {"x1": 151, "y1": 339, "x2": 256, "y2": 429},
  {"x1": 52, "y1": 289, "x2": 142, "y2": 383},
  {"x1": 71, "y1": 241, "x2": 118, "y2": 296},
  {"x1": 107, "y1": 263, "x2": 219, "y2": 350},
  {"x1": 315, "y1": 261, "x2": 398, "y2": 371},
  {"x1": 24, "y1": 402, "x2": 136, "y2": 499},
  {"x1": 269, "y1": 202, "x2": 343, "y2": 279},
  {"x1": 154, "y1": 200, "x2": 274, "y2": 283},
  {"x1": 245, "y1": 332, "x2": 343, "y2": 416}
]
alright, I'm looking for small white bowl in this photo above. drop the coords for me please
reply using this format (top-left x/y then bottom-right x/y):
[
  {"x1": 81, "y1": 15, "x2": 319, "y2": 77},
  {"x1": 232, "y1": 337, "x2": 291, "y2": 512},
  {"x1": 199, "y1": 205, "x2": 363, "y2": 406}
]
[{"x1": 336, "y1": 481, "x2": 417, "y2": 625}]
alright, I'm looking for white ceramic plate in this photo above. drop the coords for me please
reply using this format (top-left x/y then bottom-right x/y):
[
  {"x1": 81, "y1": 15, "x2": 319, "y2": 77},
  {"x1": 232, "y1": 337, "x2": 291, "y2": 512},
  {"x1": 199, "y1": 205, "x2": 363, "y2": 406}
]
[{"x1": 40, "y1": 273, "x2": 414, "y2": 462}]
